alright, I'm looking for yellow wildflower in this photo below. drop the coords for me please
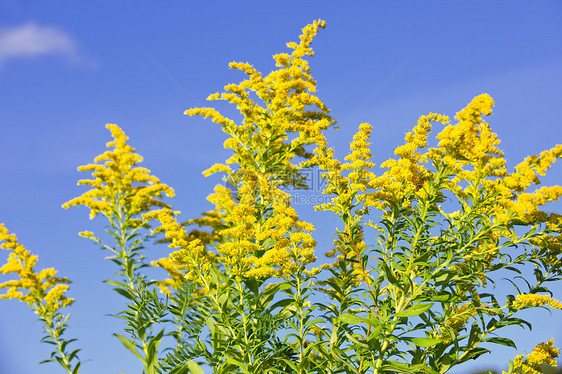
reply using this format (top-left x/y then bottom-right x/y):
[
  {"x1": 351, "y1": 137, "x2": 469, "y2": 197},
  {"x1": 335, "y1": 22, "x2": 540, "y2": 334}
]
[
  {"x1": 62, "y1": 124, "x2": 174, "y2": 220},
  {"x1": 506, "y1": 340, "x2": 559, "y2": 374},
  {"x1": 0, "y1": 224, "x2": 73, "y2": 319},
  {"x1": 185, "y1": 19, "x2": 334, "y2": 191},
  {"x1": 512, "y1": 294, "x2": 562, "y2": 310},
  {"x1": 143, "y1": 209, "x2": 215, "y2": 289},
  {"x1": 368, "y1": 113, "x2": 450, "y2": 208},
  {"x1": 436, "y1": 303, "x2": 478, "y2": 342}
]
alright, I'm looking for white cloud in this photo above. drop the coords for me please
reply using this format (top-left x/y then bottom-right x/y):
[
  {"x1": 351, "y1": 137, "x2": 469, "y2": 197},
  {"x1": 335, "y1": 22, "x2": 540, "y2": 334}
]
[{"x1": 0, "y1": 22, "x2": 81, "y2": 67}]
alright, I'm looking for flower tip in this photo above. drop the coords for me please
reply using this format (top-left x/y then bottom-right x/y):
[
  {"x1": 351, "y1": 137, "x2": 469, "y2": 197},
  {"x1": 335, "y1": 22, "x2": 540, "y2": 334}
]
[{"x1": 78, "y1": 231, "x2": 94, "y2": 239}]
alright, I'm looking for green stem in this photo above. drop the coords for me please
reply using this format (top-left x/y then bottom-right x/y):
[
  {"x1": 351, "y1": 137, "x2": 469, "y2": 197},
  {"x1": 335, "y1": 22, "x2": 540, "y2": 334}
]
[{"x1": 44, "y1": 318, "x2": 76, "y2": 374}]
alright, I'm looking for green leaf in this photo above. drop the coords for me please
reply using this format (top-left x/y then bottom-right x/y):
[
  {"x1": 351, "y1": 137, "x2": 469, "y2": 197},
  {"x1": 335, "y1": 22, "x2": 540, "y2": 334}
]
[
  {"x1": 409, "y1": 337, "x2": 442, "y2": 348},
  {"x1": 484, "y1": 337, "x2": 517, "y2": 349},
  {"x1": 338, "y1": 313, "x2": 364, "y2": 324},
  {"x1": 382, "y1": 361, "x2": 439, "y2": 374},
  {"x1": 500, "y1": 317, "x2": 533, "y2": 330},
  {"x1": 225, "y1": 357, "x2": 250, "y2": 374},
  {"x1": 112, "y1": 287, "x2": 133, "y2": 300},
  {"x1": 380, "y1": 262, "x2": 400, "y2": 286},
  {"x1": 72, "y1": 361, "x2": 81, "y2": 374},
  {"x1": 344, "y1": 332, "x2": 369, "y2": 348},
  {"x1": 244, "y1": 277, "x2": 259, "y2": 295},
  {"x1": 396, "y1": 303, "x2": 433, "y2": 317},
  {"x1": 146, "y1": 328, "x2": 165, "y2": 368},
  {"x1": 113, "y1": 333, "x2": 144, "y2": 362},
  {"x1": 186, "y1": 360, "x2": 204, "y2": 374},
  {"x1": 104, "y1": 279, "x2": 129, "y2": 289}
]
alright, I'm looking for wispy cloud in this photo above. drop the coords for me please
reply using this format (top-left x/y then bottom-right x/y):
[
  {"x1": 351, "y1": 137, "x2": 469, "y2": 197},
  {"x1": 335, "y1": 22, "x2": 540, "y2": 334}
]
[{"x1": 0, "y1": 22, "x2": 88, "y2": 68}]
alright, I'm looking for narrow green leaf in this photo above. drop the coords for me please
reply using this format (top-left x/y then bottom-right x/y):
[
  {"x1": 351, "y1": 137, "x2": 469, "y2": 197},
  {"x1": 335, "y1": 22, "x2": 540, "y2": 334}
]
[
  {"x1": 225, "y1": 357, "x2": 250, "y2": 374},
  {"x1": 104, "y1": 279, "x2": 129, "y2": 289},
  {"x1": 409, "y1": 337, "x2": 442, "y2": 348},
  {"x1": 484, "y1": 337, "x2": 517, "y2": 349},
  {"x1": 186, "y1": 360, "x2": 204, "y2": 374},
  {"x1": 112, "y1": 287, "x2": 133, "y2": 300},
  {"x1": 113, "y1": 333, "x2": 144, "y2": 362},
  {"x1": 396, "y1": 302, "x2": 433, "y2": 317},
  {"x1": 72, "y1": 361, "x2": 81, "y2": 374},
  {"x1": 338, "y1": 313, "x2": 364, "y2": 324},
  {"x1": 380, "y1": 262, "x2": 400, "y2": 286},
  {"x1": 146, "y1": 328, "x2": 165, "y2": 368}
]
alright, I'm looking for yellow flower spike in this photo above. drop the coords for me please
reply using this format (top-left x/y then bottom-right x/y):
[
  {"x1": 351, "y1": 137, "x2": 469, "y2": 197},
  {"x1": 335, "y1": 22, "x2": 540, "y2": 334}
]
[
  {"x1": 343, "y1": 123, "x2": 376, "y2": 187},
  {"x1": 512, "y1": 293, "x2": 562, "y2": 310},
  {"x1": 507, "y1": 340, "x2": 560, "y2": 374},
  {"x1": 144, "y1": 209, "x2": 216, "y2": 289},
  {"x1": 367, "y1": 113, "x2": 450, "y2": 208},
  {"x1": 186, "y1": 19, "x2": 334, "y2": 199},
  {"x1": 0, "y1": 224, "x2": 74, "y2": 320},
  {"x1": 202, "y1": 163, "x2": 232, "y2": 177},
  {"x1": 63, "y1": 124, "x2": 175, "y2": 220},
  {"x1": 433, "y1": 94, "x2": 503, "y2": 181}
]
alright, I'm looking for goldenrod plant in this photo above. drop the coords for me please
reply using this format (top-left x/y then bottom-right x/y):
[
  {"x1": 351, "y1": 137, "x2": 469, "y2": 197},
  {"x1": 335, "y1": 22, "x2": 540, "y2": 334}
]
[
  {"x1": 0, "y1": 224, "x2": 80, "y2": 374},
  {"x1": 1, "y1": 19, "x2": 561, "y2": 374}
]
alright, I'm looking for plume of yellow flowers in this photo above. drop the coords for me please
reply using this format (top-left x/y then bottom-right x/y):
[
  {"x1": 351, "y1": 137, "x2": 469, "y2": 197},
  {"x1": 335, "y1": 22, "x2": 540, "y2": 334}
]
[
  {"x1": 185, "y1": 19, "x2": 334, "y2": 189},
  {"x1": 0, "y1": 224, "x2": 73, "y2": 319},
  {"x1": 435, "y1": 302, "x2": 479, "y2": 343},
  {"x1": 488, "y1": 143, "x2": 562, "y2": 226},
  {"x1": 505, "y1": 340, "x2": 560, "y2": 374},
  {"x1": 0, "y1": 223, "x2": 81, "y2": 372},
  {"x1": 146, "y1": 183, "x2": 316, "y2": 283},
  {"x1": 512, "y1": 293, "x2": 562, "y2": 310},
  {"x1": 217, "y1": 184, "x2": 316, "y2": 279},
  {"x1": 367, "y1": 113, "x2": 450, "y2": 209},
  {"x1": 62, "y1": 124, "x2": 175, "y2": 221},
  {"x1": 315, "y1": 123, "x2": 375, "y2": 287},
  {"x1": 143, "y1": 209, "x2": 216, "y2": 294},
  {"x1": 175, "y1": 20, "x2": 329, "y2": 281}
]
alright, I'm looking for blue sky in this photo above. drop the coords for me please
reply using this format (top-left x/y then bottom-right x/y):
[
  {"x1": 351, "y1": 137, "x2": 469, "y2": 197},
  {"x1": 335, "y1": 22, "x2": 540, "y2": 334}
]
[{"x1": 1, "y1": 1, "x2": 561, "y2": 373}]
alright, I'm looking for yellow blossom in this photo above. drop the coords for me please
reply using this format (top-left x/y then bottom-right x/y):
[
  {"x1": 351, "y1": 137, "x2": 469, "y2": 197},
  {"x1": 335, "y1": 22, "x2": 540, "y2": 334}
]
[
  {"x1": 143, "y1": 209, "x2": 215, "y2": 289},
  {"x1": 512, "y1": 294, "x2": 562, "y2": 310},
  {"x1": 368, "y1": 113, "x2": 450, "y2": 208},
  {"x1": 506, "y1": 340, "x2": 560, "y2": 374},
  {"x1": 62, "y1": 124, "x2": 175, "y2": 220},
  {"x1": 0, "y1": 224, "x2": 73, "y2": 319}
]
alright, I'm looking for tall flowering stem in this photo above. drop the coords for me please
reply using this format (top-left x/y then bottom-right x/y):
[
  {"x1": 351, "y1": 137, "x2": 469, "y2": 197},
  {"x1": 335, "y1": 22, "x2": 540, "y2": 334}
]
[
  {"x1": 0, "y1": 224, "x2": 81, "y2": 374},
  {"x1": 62, "y1": 124, "x2": 175, "y2": 374}
]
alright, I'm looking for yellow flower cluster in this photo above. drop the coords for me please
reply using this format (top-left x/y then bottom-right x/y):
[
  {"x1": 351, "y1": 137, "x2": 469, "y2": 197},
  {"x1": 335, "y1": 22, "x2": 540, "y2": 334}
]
[
  {"x1": 491, "y1": 144, "x2": 562, "y2": 224},
  {"x1": 62, "y1": 124, "x2": 175, "y2": 220},
  {"x1": 343, "y1": 123, "x2": 377, "y2": 192},
  {"x1": 436, "y1": 303, "x2": 478, "y2": 342},
  {"x1": 505, "y1": 145, "x2": 562, "y2": 189},
  {"x1": 434, "y1": 94, "x2": 500, "y2": 166},
  {"x1": 181, "y1": 22, "x2": 331, "y2": 282},
  {"x1": 512, "y1": 293, "x2": 562, "y2": 310},
  {"x1": 316, "y1": 123, "x2": 375, "y2": 214},
  {"x1": 423, "y1": 94, "x2": 504, "y2": 200},
  {"x1": 0, "y1": 224, "x2": 73, "y2": 319},
  {"x1": 315, "y1": 124, "x2": 374, "y2": 286},
  {"x1": 143, "y1": 209, "x2": 215, "y2": 293},
  {"x1": 416, "y1": 94, "x2": 562, "y2": 227},
  {"x1": 368, "y1": 113, "x2": 450, "y2": 207},
  {"x1": 186, "y1": 184, "x2": 236, "y2": 245},
  {"x1": 185, "y1": 19, "x2": 334, "y2": 189},
  {"x1": 218, "y1": 185, "x2": 316, "y2": 279},
  {"x1": 507, "y1": 340, "x2": 559, "y2": 374}
]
